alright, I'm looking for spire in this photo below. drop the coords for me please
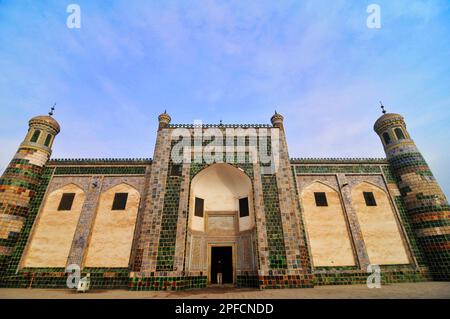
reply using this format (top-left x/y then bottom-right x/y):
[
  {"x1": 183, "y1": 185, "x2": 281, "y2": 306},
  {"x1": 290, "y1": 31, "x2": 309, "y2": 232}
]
[
  {"x1": 49, "y1": 103, "x2": 56, "y2": 117},
  {"x1": 379, "y1": 101, "x2": 386, "y2": 114}
]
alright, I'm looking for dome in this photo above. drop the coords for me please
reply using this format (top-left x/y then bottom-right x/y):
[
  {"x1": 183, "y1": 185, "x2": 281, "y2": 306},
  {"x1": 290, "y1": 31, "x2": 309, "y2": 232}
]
[
  {"x1": 373, "y1": 113, "x2": 404, "y2": 134},
  {"x1": 270, "y1": 111, "x2": 284, "y2": 126},
  {"x1": 29, "y1": 115, "x2": 60, "y2": 133},
  {"x1": 158, "y1": 110, "x2": 171, "y2": 123}
]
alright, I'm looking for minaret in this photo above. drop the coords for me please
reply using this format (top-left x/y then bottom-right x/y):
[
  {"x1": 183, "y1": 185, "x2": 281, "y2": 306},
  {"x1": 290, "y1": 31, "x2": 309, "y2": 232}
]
[
  {"x1": 0, "y1": 108, "x2": 60, "y2": 256},
  {"x1": 270, "y1": 111, "x2": 284, "y2": 130},
  {"x1": 374, "y1": 106, "x2": 450, "y2": 280},
  {"x1": 268, "y1": 110, "x2": 313, "y2": 284},
  {"x1": 134, "y1": 110, "x2": 174, "y2": 274},
  {"x1": 158, "y1": 110, "x2": 171, "y2": 130}
]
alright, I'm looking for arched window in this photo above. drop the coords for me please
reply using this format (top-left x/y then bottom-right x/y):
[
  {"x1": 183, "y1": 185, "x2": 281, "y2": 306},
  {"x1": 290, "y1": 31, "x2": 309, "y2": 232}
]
[
  {"x1": 394, "y1": 128, "x2": 405, "y2": 140},
  {"x1": 44, "y1": 134, "x2": 52, "y2": 147},
  {"x1": 30, "y1": 130, "x2": 41, "y2": 143},
  {"x1": 382, "y1": 132, "x2": 391, "y2": 145}
]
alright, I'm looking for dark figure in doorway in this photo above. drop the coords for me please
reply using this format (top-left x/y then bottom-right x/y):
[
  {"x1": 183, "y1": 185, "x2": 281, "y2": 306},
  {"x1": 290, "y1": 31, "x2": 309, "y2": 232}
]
[{"x1": 217, "y1": 260, "x2": 223, "y2": 285}]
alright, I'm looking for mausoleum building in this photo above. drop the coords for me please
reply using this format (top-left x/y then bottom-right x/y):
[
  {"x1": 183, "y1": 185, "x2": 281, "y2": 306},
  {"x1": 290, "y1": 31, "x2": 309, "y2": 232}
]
[{"x1": 0, "y1": 110, "x2": 448, "y2": 290}]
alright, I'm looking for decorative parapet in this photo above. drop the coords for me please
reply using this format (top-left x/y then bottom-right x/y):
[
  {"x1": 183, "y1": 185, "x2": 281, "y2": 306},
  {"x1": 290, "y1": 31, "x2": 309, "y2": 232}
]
[
  {"x1": 167, "y1": 123, "x2": 273, "y2": 129},
  {"x1": 290, "y1": 157, "x2": 388, "y2": 164},
  {"x1": 48, "y1": 158, "x2": 152, "y2": 165}
]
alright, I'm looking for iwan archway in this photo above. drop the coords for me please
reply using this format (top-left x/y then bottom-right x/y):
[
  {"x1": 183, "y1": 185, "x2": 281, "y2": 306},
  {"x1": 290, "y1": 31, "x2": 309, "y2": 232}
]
[{"x1": 185, "y1": 163, "x2": 258, "y2": 285}]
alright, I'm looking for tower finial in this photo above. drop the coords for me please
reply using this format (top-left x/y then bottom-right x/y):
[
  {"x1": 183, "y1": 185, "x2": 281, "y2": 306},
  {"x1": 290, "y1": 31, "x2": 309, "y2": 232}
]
[
  {"x1": 270, "y1": 110, "x2": 284, "y2": 129},
  {"x1": 379, "y1": 101, "x2": 386, "y2": 114},
  {"x1": 158, "y1": 110, "x2": 171, "y2": 130},
  {"x1": 49, "y1": 103, "x2": 56, "y2": 117}
]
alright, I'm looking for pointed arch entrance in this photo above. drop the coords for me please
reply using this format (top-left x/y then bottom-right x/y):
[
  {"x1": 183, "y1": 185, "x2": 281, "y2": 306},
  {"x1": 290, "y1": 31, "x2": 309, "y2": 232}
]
[{"x1": 186, "y1": 163, "x2": 257, "y2": 285}]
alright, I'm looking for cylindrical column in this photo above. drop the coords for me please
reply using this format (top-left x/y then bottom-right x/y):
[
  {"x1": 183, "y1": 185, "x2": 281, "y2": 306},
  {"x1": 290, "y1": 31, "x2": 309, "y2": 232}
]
[
  {"x1": 374, "y1": 112, "x2": 450, "y2": 280},
  {"x1": 270, "y1": 111, "x2": 284, "y2": 130},
  {"x1": 0, "y1": 115, "x2": 60, "y2": 256},
  {"x1": 158, "y1": 111, "x2": 171, "y2": 130}
]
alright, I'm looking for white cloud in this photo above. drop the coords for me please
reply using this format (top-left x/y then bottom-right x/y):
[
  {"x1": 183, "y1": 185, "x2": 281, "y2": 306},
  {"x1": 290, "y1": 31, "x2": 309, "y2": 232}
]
[{"x1": 0, "y1": 0, "x2": 449, "y2": 195}]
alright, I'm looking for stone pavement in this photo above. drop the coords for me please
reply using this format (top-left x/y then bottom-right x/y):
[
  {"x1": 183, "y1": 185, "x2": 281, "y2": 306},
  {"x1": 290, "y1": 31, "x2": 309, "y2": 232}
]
[{"x1": 1, "y1": 282, "x2": 450, "y2": 299}]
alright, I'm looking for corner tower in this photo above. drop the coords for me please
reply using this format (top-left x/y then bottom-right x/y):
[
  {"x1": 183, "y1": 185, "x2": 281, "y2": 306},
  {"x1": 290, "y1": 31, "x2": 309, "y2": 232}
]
[
  {"x1": 158, "y1": 110, "x2": 171, "y2": 130},
  {"x1": 270, "y1": 111, "x2": 284, "y2": 129},
  {"x1": 0, "y1": 112, "x2": 60, "y2": 257},
  {"x1": 374, "y1": 111, "x2": 450, "y2": 280}
]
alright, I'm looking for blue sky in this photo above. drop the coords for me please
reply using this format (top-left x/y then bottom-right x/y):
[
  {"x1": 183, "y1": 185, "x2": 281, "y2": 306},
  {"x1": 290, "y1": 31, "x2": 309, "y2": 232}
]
[{"x1": 0, "y1": 0, "x2": 449, "y2": 196}]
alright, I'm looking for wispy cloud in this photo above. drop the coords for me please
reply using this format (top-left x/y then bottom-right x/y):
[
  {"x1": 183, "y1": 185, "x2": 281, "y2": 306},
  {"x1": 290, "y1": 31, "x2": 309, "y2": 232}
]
[{"x1": 0, "y1": 0, "x2": 449, "y2": 195}]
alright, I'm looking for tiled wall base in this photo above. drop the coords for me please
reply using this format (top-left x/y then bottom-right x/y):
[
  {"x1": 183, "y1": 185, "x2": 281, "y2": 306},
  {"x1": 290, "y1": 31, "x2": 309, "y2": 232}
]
[
  {"x1": 258, "y1": 275, "x2": 314, "y2": 289},
  {"x1": 0, "y1": 268, "x2": 131, "y2": 289},
  {"x1": 1, "y1": 273, "x2": 207, "y2": 291},
  {"x1": 129, "y1": 276, "x2": 207, "y2": 291},
  {"x1": 83, "y1": 268, "x2": 130, "y2": 289},
  {"x1": 313, "y1": 266, "x2": 430, "y2": 286},
  {"x1": 236, "y1": 275, "x2": 259, "y2": 288},
  {"x1": 417, "y1": 236, "x2": 450, "y2": 281},
  {"x1": 0, "y1": 268, "x2": 67, "y2": 288},
  {"x1": 1, "y1": 269, "x2": 432, "y2": 289}
]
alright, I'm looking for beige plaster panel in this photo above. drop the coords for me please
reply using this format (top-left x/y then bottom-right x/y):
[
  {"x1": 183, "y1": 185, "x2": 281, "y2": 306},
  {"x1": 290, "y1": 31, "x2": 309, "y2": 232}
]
[
  {"x1": 22, "y1": 184, "x2": 85, "y2": 268},
  {"x1": 191, "y1": 215, "x2": 205, "y2": 232},
  {"x1": 351, "y1": 182, "x2": 409, "y2": 265},
  {"x1": 84, "y1": 184, "x2": 140, "y2": 268},
  {"x1": 207, "y1": 214, "x2": 236, "y2": 233},
  {"x1": 301, "y1": 182, "x2": 356, "y2": 267}
]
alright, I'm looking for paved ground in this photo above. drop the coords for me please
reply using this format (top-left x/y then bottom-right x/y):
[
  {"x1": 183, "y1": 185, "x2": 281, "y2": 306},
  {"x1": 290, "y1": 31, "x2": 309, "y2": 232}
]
[{"x1": 1, "y1": 282, "x2": 449, "y2": 299}]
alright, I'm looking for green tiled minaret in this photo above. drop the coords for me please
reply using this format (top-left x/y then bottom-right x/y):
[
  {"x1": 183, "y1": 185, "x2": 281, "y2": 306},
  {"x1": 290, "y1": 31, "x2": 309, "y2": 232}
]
[
  {"x1": 0, "y1": 112, "x2": 60, "y2": 259},
  {"x1": 374, "y1": 111, "x2": 450, "y2": 280}
]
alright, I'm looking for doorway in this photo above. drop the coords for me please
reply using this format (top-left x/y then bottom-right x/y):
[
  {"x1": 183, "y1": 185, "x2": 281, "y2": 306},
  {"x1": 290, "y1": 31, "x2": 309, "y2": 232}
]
[{"x1": 210, "y1": 246, "x2": 233, "y2": 284}]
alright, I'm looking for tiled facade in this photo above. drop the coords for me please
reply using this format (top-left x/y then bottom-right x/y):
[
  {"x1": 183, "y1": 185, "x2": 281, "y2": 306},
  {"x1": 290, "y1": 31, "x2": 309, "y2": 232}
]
[
  {"x1": 374, "y1": 113, "x2": 450, "y2": 281},
  {"x1": 292, "y1": 159, "x2": 430, "y2": 284},
  {"x1": 0, "y1": 111, "x2": 448, "y2": 290}
]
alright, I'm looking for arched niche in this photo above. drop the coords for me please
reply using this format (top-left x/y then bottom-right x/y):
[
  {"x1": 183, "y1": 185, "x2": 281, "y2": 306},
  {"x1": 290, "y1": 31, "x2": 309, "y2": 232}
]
[
  {"x1": 22, "y1": 183, "x2": 85, "y2": 268},
  {"x1": 84, "y1": 183, "x2": 141, "y2": 268},
  {"x1": 300, "y1": 181, "x2": 355, "y2": 267},
  {"x1": 187, "y1": 163, "x2": 257, "y2": 282},
  {"x1": 189, "y1": 163, "x2": 254, "y2": 233},
  {"x1": 351, "y1": 182, "x2": 409, "y2": 265}
]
